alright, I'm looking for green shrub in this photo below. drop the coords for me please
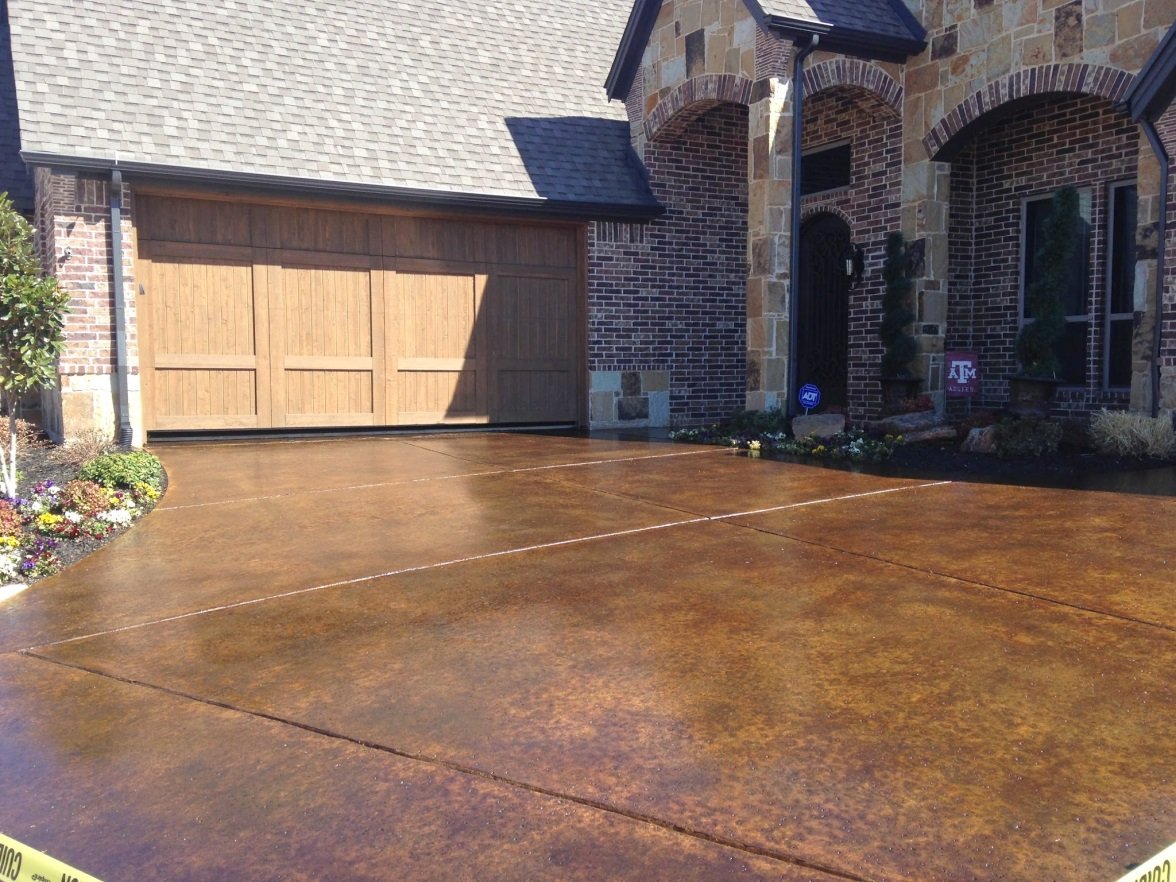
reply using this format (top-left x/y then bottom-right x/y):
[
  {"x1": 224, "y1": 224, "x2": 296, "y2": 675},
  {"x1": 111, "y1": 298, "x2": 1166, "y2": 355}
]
[
  {"x1": 1088, "y1": 409, "x2": 1176, "y2": 458},
  {"x1": 78, "y1": 450, "x2": 163, "y2": 491},
  {"x1": 728, "y1": 408, "x2": 789, "y2": 434},
  {"x1": 993, "y1": 417, "x2": 1062, "y2": 459}
]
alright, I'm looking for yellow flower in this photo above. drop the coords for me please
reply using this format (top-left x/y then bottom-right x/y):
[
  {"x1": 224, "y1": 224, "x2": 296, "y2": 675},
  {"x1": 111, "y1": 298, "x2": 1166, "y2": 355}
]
[{"x1": 37, "y1": 513, "x2": 62, "y2": 527}]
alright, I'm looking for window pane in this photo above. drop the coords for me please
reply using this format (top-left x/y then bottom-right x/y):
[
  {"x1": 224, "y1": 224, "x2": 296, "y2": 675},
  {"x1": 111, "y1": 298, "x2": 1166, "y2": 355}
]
[
  {"x1": 1023, "y1": 196, "x2": 1089, "y2": 320},
  {"x1": 1060, "y1": 321, "x2": 1088, "y2": 385},
  {"x1": 1107, "y1": 318, "x2": 1133, "y2": 388},
  {"x1": 1110, "y1": 185, "x2": 1137, "y2": 315},
  {"x1": 801, "y1": 144, "x2": 851, "y2": 197}
]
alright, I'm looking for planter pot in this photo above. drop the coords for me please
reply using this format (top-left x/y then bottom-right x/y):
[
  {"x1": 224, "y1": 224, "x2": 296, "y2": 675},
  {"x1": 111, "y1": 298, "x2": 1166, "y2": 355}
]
[
  {"x1": 1007, "y1": 375, "x2": 1063, "y2": 417},
  {"x1": 879, "y1": 376, "x2": 922, "y2": 410}
]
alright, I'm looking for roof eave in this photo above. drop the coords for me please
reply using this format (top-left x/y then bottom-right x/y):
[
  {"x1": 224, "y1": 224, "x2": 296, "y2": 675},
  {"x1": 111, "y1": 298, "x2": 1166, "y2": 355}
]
[
  {"x1": 20, "y1": 152, "x2": 666, "y2": 223},
  {"x1": 765, "y1": 16, "x2": 926, "y2": 63},
  {"x1": 605, "y1": 0, "x2": 664, "y2": 101},
  {"x1": 1124, "y1": 23, "x2": 1176, "y2": 122}
]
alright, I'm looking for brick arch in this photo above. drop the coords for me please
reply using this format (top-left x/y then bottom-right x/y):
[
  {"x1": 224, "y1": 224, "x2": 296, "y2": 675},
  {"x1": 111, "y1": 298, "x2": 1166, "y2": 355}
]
[
  {"x1": 644, "y1": 74, "x2": 754, "y2": 142},
  {"x1": 803, "y1": 59, "x2": 902, "y2": 118},
  {"x1": 800, "y1": 203, "x2": 854, "y2": 228},
  {"x1": 924, "y1": 63, "x2": 1135, "y2": 160}
]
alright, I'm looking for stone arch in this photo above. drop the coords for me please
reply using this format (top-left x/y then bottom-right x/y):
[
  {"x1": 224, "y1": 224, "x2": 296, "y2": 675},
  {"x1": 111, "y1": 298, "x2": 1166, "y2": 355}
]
[
  {"x1": 804, "y1": 59, "x2": 902, "y2": 118},
  {"x1": 924, "y1": 63, "x2": 1135, "y2": 160},
  {"x1": 644, "y1": 73, "x2": 755, "y2": 142}
]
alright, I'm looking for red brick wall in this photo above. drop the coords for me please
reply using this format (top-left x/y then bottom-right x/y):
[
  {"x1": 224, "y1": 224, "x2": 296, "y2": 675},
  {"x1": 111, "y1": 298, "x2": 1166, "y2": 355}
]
[
  {"x1": 37, "y1": 173, "x2": 139, "y2": 377},
  {"x1": 587, "y1": 103, "x2": 749, "y2": 425},
  {"x1": 947, "y1": 94, "x2": 1138, "y2": 417},
  {"x1": 1160, "y1": 105, "x2": 1176, "y2": 378},
  {"x1": 801, "y1": 88, "x2": 903, "y2": 421}
]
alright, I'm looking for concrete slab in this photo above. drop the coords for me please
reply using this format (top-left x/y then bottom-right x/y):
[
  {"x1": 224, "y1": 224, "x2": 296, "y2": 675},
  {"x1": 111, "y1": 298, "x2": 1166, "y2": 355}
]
[
  {"x1": 0, "y1": 654, "x2": 814, "y2": 882},
  {"x1": 733, "y1": 480, "x2": 1176, "y2": 628},
  {"x1": 3, "y1": 436, "x2": 1173, "y2": 881},
  {"x1": 0, "y1": 470, "x2": 689, "y2": 651}
]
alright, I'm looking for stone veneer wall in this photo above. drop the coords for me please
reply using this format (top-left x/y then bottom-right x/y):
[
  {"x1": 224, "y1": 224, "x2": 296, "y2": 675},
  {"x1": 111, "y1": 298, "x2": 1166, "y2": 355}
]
[
  {"x1": 800, "y1": 87, "x2": 904, "y2": 421},
  {"x1": 34, "y1": 169, "x2": 142, "y2": 444},
  {"x1": 587, "y1": 103, "x2": 748, "y2": 427},
  {"x1": 945, "y1": 94, "x2": 1138, "y2": 416}
]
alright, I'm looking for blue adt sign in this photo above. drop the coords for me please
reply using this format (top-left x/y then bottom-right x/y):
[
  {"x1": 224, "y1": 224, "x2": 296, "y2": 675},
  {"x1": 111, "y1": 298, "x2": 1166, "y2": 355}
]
[{"x1": 798, "y1": 384, "x2": 821, "y2": 411}]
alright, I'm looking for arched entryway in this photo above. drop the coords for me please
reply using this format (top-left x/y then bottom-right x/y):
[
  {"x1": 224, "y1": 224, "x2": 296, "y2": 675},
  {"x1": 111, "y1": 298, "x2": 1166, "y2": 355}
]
[{"x1": 796, "y1": 213, "x2": 851, "y2": 410}]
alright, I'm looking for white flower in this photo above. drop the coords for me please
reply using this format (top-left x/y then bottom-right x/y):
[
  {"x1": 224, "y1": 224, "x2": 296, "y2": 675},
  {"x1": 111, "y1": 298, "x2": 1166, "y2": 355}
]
[
  {"x1": 98, "y1": 509, "x2": 132, "y2": 526},
  {"x1": 64, "y1": 511, "x2": 84, "y2": 523}
]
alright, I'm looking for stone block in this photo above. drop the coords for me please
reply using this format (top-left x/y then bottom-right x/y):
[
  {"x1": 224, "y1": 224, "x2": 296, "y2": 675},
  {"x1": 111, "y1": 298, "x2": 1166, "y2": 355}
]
[
  {"x1": 792, "y1": 413, "x2": 846, "y2": 440},
  {"x1": 641, "y1": 371, "x2": 670, "y2": 393},
  {"x1": 648, "y1": 391, "x2": 670, "y2": 427},
  {"x1": 873, "y1": 411, "x2": 942, "y2": 435},
  {"x1": 962, "y1": 426, "x2": 997, "y2": 454},
  {"x1": 617, "y1": 396, "x2": 650, "y2": 421},
  {"x1": 903, "y1": 425, "x2": 958, "y2": 444},
  {"x1": 591, "y1": 371, "x2": 622, "y2": 392},
  {"x1": 590, "y1": 391, "x2": 617, "y2": 423},
  {"x1": 1053, "y1": 1, "x2": 1083, "y2": 58},
  {"x1": 621, "y1": 371, "x2": 642, "y2": 396}
]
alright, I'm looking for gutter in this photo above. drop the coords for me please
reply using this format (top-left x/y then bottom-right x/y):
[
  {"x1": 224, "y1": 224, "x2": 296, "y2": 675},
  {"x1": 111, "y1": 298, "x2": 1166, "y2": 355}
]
[
  {"x1": 786, "y1": 34, "x2": 819, "y2": 417},
  {"x1": 1141, "y1": 121, "x2": 1170, "y2": 418},
  {"x1": 109, "y1": 168, "x2": 133, "y2": 446},
  {"x1": 21, "y1": 152, "x2": 665, "y2": 224}
]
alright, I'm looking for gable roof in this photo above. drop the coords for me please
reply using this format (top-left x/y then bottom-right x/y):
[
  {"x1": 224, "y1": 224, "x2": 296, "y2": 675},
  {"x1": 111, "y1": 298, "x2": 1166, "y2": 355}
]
[
  {"x1": 0, "y1": 1, "x2": 31, "y2": 213},
  {"x1": 1124, "y1": 23, "x2": 1176, "y2": 122},
  {"x1": 606, "y1": 0, "x2": 926, "y2": 100},
  {"x1": 7, "y1": 0, "x2": 661, "y2": 220}
]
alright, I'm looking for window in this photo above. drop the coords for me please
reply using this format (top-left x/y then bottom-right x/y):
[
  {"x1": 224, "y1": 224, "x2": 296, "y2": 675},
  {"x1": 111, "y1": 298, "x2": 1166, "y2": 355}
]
[
  {"x1": 1105, "y1": 183, "x2": 1136, "y2": 389},
  {"x1": 1021, "y1": 190, "x2": 1091, "y2": 384},
  {"x1": 801, "y1": 142, "x2": 851, "y2": 197}
]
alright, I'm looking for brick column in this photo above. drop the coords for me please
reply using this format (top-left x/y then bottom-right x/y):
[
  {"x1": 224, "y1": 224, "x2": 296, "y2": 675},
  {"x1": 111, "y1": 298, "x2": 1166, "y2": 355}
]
[
  {"x1": 746, "y1": 75, "x2": 794, "y2": 412},
  {"x1": 34, "y1": 169, "x2": 142, "y2": 445}
]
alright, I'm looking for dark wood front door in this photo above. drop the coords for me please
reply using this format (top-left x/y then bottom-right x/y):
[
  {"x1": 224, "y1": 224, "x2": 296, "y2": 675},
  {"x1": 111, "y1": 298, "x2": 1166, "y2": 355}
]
[{"x1": 796, "y1": 213, "x2": 851, "y2": 410}]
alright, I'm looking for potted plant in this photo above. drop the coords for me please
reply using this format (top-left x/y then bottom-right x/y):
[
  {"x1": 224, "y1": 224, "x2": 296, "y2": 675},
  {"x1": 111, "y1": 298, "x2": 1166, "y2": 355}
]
[
  {"x1": 878, "y1": 231, "x2": 920, "y2": 410},
  {"x1": 1009, "y1": 185, "x2": 1080, "y2": 416}
]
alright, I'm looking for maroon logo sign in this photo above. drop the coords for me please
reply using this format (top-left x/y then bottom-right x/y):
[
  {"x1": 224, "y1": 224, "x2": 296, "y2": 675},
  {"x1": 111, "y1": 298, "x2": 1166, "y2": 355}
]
[{"x1": 946, "y1": 351, "x2": 979, "y2": 396}]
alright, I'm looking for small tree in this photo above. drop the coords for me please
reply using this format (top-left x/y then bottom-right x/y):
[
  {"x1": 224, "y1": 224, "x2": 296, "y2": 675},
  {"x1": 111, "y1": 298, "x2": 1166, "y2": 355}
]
[
  {"x1": 0, "y1": 193, "x2": 69, "y2": 498},
  {"x1": 879, "y1": 231, "x2": 917, "y2": 377},
  {"x1": 1016, "y1": 185, "x2": 1080, "y2": 378}
]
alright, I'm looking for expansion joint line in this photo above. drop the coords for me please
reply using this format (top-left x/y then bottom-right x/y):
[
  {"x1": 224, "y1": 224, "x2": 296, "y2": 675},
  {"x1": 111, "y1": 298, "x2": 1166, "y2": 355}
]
[{"x1": 23, "y1": 650, "x2": 877, "y2": 882}]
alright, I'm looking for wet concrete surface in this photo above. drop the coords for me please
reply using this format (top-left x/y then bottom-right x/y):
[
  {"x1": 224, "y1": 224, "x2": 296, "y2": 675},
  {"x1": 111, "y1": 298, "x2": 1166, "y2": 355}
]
[{"x1": 1, "y1": 433, "x2": 1173, "y2": 880}]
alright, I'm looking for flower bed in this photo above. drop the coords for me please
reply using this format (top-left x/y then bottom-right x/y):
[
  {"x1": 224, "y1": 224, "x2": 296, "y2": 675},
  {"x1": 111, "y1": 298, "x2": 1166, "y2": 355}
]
[
  {"x1": 670, "y1": 421, "x2": 902, "y2": 463},
  {"x1": 0, "y1": 450, "x2": 163, "y2": 585}
]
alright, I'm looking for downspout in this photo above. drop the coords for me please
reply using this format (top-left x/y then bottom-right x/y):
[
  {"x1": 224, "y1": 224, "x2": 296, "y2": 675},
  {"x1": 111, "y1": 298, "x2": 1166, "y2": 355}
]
[
  {"x1": 109, "y1": 168, "x2": 133, "y2": 446},
  {"x1": 786, "y1": 33, "x2": 818, "y2": 416},
  {"x1": 1142, "y1": 120, "x2": 1169, "y2": 418}
]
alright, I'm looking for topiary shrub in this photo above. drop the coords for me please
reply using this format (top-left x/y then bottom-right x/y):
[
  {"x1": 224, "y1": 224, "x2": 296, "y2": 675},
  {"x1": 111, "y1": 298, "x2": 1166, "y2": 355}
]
[
  {"x1": 78, "y1": 450, "x2": 164, "y2": 491},
  {"x1": 879, "y1": 232, "x2": 917, "y2": 378},
  {"x1": 993, "y1": 417, "x2": 1062, "y2": 459}
]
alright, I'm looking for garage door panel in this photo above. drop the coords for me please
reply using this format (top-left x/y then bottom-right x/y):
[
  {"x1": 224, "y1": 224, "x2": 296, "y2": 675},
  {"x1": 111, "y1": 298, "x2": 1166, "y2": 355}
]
[
  {"x1": 271, "y1": 260, "x2": 381, "y2": 428},
  {"x1": 495, "y1": 371, "x2": 575, "y2": 422},
  {"x1": 487, "y1": 273, "x2": 576, "y2": 422},
  {"x1": 140, "y1": 244, "x2": 266, "y2": 430},
  {"x1": 141, "y1": 198, "x2": 580, "y2": 432},
  {"x1": 387, "y1": 271, "x2": 488, "y2": 424}
]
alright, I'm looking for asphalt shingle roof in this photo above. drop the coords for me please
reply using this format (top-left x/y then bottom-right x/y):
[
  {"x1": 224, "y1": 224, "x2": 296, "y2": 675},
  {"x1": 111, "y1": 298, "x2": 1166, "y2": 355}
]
[
  {"x1": 760, "y1": 0, "x2": 920, "y2": 43},
  {"x1": 0, "y1": 5, "x2": 32, "y2": 213},
  {"x1": 7, "y1": 0, "x2": 657, "y2": 212}
]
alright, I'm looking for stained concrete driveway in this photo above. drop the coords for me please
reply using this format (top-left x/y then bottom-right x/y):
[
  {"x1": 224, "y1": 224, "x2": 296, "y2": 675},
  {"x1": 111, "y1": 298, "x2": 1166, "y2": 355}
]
[{"x1": 0, "y1": 433, "x2": 1172, "y2": 881}]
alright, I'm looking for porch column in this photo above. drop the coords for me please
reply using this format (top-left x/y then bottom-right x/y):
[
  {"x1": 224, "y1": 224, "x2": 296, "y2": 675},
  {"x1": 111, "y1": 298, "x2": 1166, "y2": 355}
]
[
  {"x1": 746, "y1": 76, "x2": 794, "y2": 412},
  {"x1": 901, "y1": 157, "x2": 952, "y2": 408}
]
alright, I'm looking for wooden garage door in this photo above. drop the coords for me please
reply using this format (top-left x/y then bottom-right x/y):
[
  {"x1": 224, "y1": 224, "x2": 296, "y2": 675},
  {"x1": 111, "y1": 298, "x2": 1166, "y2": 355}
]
[{"x1": 136, "y1": 198, "x2": 581, "y2": 431}]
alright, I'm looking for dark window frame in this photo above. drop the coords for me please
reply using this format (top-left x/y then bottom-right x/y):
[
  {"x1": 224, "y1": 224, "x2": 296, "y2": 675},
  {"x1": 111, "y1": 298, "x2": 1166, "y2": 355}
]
[
  {"x1": 1104, "y1": 181, "x2": 1137, "y2": 390},
  {"x1": 1019, "y1": 189, "x2": 1092, "y2": 387}
]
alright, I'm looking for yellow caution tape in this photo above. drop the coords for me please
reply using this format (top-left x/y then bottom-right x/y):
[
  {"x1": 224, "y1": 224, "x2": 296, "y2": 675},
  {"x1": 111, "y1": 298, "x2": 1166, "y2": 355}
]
[
  {"x1": 1115, "y1": 841, "x2": 1176, "y2": 882},
  {"x1": 0, "y1": 832, "x2": 103, "y2": 882}
]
